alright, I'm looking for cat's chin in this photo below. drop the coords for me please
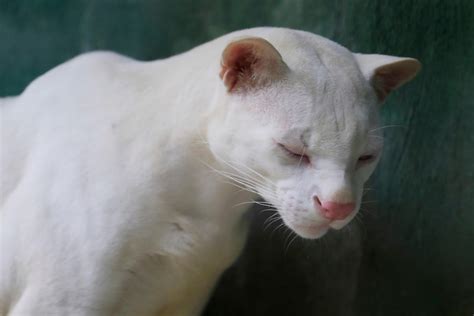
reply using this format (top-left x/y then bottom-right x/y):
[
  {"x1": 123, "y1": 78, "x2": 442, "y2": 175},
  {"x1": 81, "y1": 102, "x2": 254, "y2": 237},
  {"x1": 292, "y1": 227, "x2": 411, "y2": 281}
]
[{"x1": 290, "y1": 223, "x2": 330, "y2": 239}]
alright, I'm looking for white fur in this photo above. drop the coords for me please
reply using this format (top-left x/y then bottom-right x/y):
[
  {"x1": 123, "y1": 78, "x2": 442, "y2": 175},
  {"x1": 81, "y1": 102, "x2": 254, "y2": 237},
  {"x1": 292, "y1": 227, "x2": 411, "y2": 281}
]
[{"x1": 0, "y1": 27, "x2": 418, "y2": 315}]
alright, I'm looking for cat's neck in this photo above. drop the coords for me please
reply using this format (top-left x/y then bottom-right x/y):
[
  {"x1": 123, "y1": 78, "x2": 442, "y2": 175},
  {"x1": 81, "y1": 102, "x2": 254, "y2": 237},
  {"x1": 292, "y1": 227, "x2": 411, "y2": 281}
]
[{"x1": 134, "y1": 48, "x2": 255, "y2": 223}]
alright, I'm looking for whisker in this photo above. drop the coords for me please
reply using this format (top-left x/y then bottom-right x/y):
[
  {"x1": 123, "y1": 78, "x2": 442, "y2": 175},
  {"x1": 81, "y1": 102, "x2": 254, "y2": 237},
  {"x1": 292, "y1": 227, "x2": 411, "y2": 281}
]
[
  {"x1": 285, "y1": 233, "x2": 299, "y2": 253},
  {"x1": 199, "y1": 156, "x2": 280, "y2": 206},
  {"x1": 264, "y1": 212, "x2": 279, "y2": 219},
  {"x1": 369, "y1": 124, "x2": 407, "y2": 133},
  {"x1": 226, "y1": 158, "x2": 276, "y2": 185},
  {"x1": 217, "y1": 169, "x2": 269, "y2": 189},
  {"x1": 284, "y1": 230, "x2": 298, "y2": 254},
  {"x1": 202, "y1": 162, "x2": 275, "y2": 199},
  {"x1": 212, "y1": 168, "x2": 277, "y2": 199},
  {"x1": 233, "y1": 200, "x2": 274, "y2": 208},
  {"x1": 264, "y1": 215, "x2": 282, "y2": 232},
  {"x1": 271, "y1": 222, "x2": 286, "y2": 238},
  {"x1": 263, "y1": 212, "x2": 280, "y2": 227},
  {"x1": 260, "y1": 208, "x2": 277, "y2": 214},
  {"x1": 283, "y1": 229, "x2": 293, "y2": 252},
  {"x1": 220, "y1": 180, "x2": 261, "y2": 196},
  {"x1": 260, "y1": 208, "x2": 277, "y2": 216},
  {"x1": 215, "y1": 156, "x2": 274, "y2": 186}
]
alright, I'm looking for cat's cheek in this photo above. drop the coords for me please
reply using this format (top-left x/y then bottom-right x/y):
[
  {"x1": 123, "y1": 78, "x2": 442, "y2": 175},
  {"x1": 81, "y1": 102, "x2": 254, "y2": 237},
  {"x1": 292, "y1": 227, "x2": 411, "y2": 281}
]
[{"x1": 356, "y1": 160, "x2": 380, "y2": 182}]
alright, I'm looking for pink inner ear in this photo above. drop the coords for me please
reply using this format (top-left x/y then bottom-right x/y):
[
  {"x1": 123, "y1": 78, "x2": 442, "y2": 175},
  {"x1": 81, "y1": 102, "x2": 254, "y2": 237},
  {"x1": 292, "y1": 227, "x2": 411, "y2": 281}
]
[
  {"x1": 373, "y1": 71, "x2": 400, "y2": 100},
  {"x1": 373, "y1": 59, "x2": 421, "y2": 101},
  {"x1": 220, "y1": 43, "x2": 259, "y2": 91},
  {"x1": 219, "y1": 38, "x2": 287, "y2": 92}
]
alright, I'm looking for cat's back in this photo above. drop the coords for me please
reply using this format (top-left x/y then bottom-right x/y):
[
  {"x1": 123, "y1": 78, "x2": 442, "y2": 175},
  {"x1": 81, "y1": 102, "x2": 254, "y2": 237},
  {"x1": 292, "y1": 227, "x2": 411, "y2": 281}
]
[
  {"x1": 5, "y1": 50, "x2": 148, "y2": 119},
  {"x1": 0, "y1": 50, "x2": 142, "y2": 141},
  {"x1": 0, "y1": 51, "x2": 167, "y2": 201}
]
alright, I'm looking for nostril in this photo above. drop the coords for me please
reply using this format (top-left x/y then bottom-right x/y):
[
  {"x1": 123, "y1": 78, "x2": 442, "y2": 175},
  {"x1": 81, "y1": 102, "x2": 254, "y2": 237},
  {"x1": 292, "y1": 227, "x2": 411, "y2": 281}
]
[{"x1": 313, "y1": 195, "x2": 322, "y2": 206}]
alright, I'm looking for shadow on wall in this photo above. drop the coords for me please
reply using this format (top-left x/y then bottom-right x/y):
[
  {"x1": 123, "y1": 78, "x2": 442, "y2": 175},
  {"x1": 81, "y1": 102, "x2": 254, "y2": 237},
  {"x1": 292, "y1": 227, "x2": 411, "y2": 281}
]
[{"x1": 0, "y1": 0, "x2": 473, "y2": 315}]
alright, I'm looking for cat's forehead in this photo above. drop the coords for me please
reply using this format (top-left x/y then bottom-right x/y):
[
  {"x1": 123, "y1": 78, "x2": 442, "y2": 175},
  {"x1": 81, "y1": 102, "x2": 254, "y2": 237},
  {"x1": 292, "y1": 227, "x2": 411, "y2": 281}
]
[
  {"x1": 264, "y1": 71, "x2": 378, "y2": 156},
  {"x1": 279, "y1": 112, "x2": 370, "y2": 152},
  {"x1": 269, "y1": 70, "x2": 376, "y2": 130},
  {"x1": 241, "y1": 35, "x2": 379, "y2": 149}
]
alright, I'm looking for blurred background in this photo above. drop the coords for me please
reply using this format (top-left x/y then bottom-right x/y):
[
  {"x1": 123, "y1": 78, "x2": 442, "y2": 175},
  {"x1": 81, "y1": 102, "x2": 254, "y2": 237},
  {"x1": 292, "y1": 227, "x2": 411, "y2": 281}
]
[{"x1": 1, "y1": 0, "x2": 473, "y2": 315}]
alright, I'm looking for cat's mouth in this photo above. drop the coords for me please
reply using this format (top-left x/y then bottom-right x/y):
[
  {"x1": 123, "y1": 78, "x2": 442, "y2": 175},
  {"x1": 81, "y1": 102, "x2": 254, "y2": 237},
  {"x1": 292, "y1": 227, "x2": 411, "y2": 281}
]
[
  {"x1": 292, "y1": 223, "x2": 330, "y2": 239},
  {"x1": 280, "y1": 217, "x2": 331, "y2": 239},
  {"x1": 288, "y1": 212, "x2": 357, "y2": 238}
]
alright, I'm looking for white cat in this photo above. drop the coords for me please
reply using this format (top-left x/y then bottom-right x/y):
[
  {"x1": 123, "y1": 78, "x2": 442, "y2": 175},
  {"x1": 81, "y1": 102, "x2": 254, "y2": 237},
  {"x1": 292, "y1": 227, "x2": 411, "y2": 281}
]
[{"x1": 0, "y1": 27, "x2": 420, "y2": 315}]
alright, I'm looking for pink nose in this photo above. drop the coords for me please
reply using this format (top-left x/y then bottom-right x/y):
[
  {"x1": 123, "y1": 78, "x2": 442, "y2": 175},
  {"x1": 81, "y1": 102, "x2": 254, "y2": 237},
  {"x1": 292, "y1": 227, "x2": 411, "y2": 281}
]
[{"x1": 314, "y1": 197, "x2": 355, "y2": 220}]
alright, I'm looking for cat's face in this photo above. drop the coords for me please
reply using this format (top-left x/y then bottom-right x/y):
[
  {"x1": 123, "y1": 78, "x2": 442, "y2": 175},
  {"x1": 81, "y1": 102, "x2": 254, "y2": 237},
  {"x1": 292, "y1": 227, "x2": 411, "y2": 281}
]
[{"x1": 209, "y1": 35, "x2": 420, "y2": 239}]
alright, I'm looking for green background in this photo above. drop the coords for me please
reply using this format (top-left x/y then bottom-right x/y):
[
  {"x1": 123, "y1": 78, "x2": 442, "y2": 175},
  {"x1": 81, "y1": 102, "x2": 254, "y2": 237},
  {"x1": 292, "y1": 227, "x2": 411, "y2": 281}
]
[{"x1": 1, "y1": 0, "x2": 473, "y2": 315}]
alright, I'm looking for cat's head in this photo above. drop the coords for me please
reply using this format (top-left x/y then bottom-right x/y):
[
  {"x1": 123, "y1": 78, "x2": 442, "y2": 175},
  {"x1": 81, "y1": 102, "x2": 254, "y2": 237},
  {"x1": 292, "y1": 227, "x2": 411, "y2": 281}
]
[{"x1": 208, "y1": 32, "x2": 420, "y2": 239}]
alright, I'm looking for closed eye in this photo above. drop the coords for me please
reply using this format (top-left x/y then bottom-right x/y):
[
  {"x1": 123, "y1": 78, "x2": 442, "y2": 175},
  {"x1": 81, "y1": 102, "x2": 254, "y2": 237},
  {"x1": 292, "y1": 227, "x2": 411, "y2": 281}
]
[
  {"x1": 358, "y1": 154, "x2": 376, "y2": 163},
  {"x1": 277, "y1": 143, "x2": 310, "y2": 164}
]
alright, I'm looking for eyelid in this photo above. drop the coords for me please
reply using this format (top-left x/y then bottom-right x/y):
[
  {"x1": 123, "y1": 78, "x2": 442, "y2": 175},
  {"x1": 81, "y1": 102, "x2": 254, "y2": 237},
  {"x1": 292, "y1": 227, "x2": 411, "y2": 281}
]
[
  {"x1": 277, "y1": 143, "x2": 304, "y2": 155},
  {"x1": 358, "y1": 153, "x2": 377, "y2": 163},
  {"x1": 276, "y1": 142, "x2": 311, "y2": 164},
  {"x1": 276, "y1": 142, "x2": 306, "y2": 156}
]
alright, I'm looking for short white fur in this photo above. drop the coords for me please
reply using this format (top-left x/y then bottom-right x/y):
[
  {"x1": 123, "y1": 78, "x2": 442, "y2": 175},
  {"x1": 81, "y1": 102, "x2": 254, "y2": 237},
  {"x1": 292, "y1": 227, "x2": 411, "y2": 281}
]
[{"x1": 0, "y1": 27, "x2": 420, "y2": 315}]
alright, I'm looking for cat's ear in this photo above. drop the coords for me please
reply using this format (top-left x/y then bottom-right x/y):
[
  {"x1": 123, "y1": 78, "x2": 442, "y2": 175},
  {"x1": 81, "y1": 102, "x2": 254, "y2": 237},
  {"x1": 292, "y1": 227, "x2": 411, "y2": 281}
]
[
  {"x1": 354, "y1": 53, "x2": 421, "y2": 102},
  {"x1": 220, "y1": 37, "x2": 288, "y2": 92}
]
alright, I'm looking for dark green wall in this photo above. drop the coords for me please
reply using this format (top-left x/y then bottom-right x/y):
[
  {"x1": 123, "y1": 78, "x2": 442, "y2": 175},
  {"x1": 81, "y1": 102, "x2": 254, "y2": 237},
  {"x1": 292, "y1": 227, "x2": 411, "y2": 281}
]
[{"x1": 1, "y1": 1, "x2": 473, "y2": 315}]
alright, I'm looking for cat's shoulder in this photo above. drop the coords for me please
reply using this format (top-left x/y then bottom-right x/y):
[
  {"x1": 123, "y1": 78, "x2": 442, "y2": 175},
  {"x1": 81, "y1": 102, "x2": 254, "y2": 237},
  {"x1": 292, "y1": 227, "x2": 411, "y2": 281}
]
[
  {"x1": 21, "y1": 51, "x2": 137, "y2": 97},
  {"x1": 54, "y1": 50, "x2": 134, "y2": 73},
  {"x1": 64, "y1": 50, "x2": 139, "y2": 74}
]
